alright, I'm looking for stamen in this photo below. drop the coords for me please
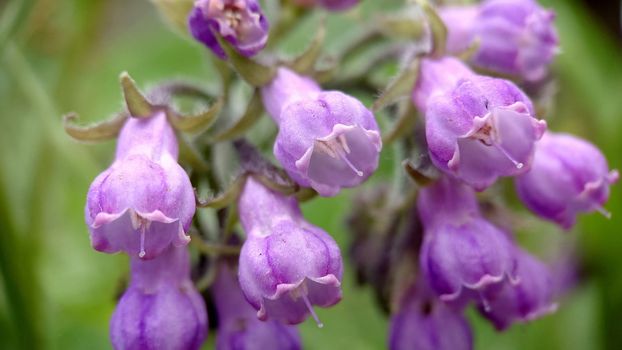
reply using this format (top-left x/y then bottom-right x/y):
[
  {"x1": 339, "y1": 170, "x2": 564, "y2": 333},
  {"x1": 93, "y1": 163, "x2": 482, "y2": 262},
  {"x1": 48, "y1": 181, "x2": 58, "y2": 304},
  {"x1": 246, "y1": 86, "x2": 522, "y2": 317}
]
[
  {"x1": 338, "y1": 134, "x2": 351, "y2": 154},
  {"x1": 316, "y1": 136, "x2": 363, "y2": 177},
  {"x1": 139, "y1": 227, "x2": 146, "y2": 258},
  {"x1": 595, "y1": 206, "x2": 612, "y2": 219},
  {"x1": 301, "y1": 294, "x2": 324, "y2": 328},
  {"x1": 479, "y1": 292, "x2": 491, "y2": 313},
  {"x1": 492, "y1": 142, "x2": 524, "y2": 169}
]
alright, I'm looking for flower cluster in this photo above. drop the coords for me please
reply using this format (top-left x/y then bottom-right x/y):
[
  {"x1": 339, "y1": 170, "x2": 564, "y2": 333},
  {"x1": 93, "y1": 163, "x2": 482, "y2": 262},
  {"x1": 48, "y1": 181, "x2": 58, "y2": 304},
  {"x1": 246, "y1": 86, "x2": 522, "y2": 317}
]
[{"x1": 73, "y1": 0, "x2": 619, "y2": 349}]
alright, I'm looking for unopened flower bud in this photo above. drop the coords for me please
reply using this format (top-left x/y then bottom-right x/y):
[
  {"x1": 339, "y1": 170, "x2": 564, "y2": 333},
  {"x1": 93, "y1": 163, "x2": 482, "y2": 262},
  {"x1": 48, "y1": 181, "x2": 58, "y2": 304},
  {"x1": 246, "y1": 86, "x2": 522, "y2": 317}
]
[
  {"x1": 237, "y1": 178, "x2": 343, "y2": 325},
  {"x1": 85, "y1": 112, "x2": 195, "y2": 259},
  {"x1": 188, "y1": 0, "x2": 269, "y2": 59},
  {"x1": 516, "y1": 132, "x2": 619, "y2": 229},
  {"x1": 262, "y1": 68, "x2": 382, "y2": 196}
]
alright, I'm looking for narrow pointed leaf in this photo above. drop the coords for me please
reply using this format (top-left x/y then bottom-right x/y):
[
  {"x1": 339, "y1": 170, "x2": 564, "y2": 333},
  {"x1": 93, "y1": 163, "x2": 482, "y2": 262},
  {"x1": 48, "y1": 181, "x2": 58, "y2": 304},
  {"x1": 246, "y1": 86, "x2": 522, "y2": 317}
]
[
  {"x1": 217, "y1": 36, "x2": 276, "y2": 87},
  {"x1": 63, "y1": 112, "x2": 128, "y2": 142},
  {"x1": 377, "y1": 15, "x2": 425, "y2": 39},
  {"x1": 196, "y1": 174, "x2": 248, "y2": 209},
  {"x1": 120, "y1": 71, "x2": 154, "y2": 117},
  {"x1": 373, "y1": 58, "x2": 420, "y2": 112},
  {"x1": 167, "y1": 96, "x2": 224, "y2": 132},
  {"x1": 418, "y1": 0, "x2": 447, "y2": 58}
]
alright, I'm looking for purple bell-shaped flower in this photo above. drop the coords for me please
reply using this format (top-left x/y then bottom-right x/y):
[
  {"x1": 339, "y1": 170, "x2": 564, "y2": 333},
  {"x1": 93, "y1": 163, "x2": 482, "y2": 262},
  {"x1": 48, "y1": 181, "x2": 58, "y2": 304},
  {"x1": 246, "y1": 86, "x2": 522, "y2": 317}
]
[
  {"x1": 262, "y1": 67, "x2": 382, "y2": 196},
  {"x1": 413, "y1": 57, "x2": 547, "y2": 190},
  {"x1": 515, "y1": 132, "x2": 619, "y2": 229},
  {"x1": 85, "y1": 112, "x2": 195, "y2": 260},
  {"x1": 188, "y1": 0, "x2": 269, "y2": 59},
  {"x1": 237, "y1": 178, "x2": 343, "y2": 325}
]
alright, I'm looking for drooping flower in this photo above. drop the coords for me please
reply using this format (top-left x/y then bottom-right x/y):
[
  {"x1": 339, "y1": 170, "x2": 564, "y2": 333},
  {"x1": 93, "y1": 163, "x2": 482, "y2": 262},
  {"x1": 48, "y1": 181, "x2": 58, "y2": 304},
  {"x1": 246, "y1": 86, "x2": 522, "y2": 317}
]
[
  {"x1": 213, "y1": 264, "x2": 301, "y2": 350},
  {"x1": 418, "y1": 177, "x2": 518, "y2": 302},
  {"x1": 440, "y1": 0, "x2": 559, "y2": 81},
  {"x1": 293, "y1": 0, "x2": 359, "y2": 11},
  {"x1": 85, "y1": 112, "x2": 195, "y2": 260},
  {"x1": 478, "y1": 248, "x2": 558, "y2": 330},
  {"x1": 413, "y1": 57, "x2": 547, "y2": 190},
  {"x1": 515, "y1": 132, "x2": 619, "y2": 229},
  {"x1": 237, "y1": 177, "x2": 343, "y2": 325},
  {"x1": 110, "y1": 246, "x2": 208, "y2": 350},
  {"x1": 389, "y1": 282, "x2": 473, "y2": 350},
  {"x1": 188, "y1": 0, "x2": 269, "y2": 59},
  {"x1": 262, "y1": 67, "x2": 382, "y2": 196}
]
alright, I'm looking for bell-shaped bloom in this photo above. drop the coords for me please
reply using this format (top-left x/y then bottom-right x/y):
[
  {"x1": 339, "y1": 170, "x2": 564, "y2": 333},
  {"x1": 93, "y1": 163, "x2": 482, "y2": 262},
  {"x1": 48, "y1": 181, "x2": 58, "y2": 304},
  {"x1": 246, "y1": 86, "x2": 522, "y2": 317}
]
[
  {"x1": 389, "y1": 282, "x2": 472, "y2": 350},
  {"x1": 478, "y1": 248, "x2": 558, "y2": 330},
  {"x1": 262, "y1": 68, "x2": 382, "y2": 196},
  {"x1": 515, "y1": 132, "x2": 619, "y2": 229},
  {"x1": 111, "y1": 246, "x2": 208, "y2": 350},
  {"x1": 418, "y1": 177, "x2": 518, "y2": 302},
  {"x1": 237, "y1": 178, "x2": 343, "y2": 325},
  {"x1": 85, "y1": 112, "x2": 195, "y2": 259},
  {"x1": 213, "y1": 264, "x2": 301, "y2": 350},
  {"x1": 294, "y1": 0, "x2": 359, "y2": 11},
  {"x1": 188, "y1": 0, "x2": 269, "y2": 59},
  {"x1": 440, "y1": 0, "x2": 559, "y2": 81},
  {"x1": 414, "y1": 57, "x2": 546, "y2": 190}
]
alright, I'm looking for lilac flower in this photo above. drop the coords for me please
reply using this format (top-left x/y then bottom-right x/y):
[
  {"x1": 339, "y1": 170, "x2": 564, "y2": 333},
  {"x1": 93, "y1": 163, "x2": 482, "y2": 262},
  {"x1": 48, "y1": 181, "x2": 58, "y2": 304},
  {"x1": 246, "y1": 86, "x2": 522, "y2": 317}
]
[
  {"x1": 85, "y1": 112, "x2": 195, "y2": 260},
  {"x1": 294, "y1": 0, "x2": 359, "y2": 11},
  {"x1": 478, "y1": 248, "x2": 558, "y2": 330},
  {"x1": 262, "y1": 67, "x2": 382, "y2": 196},
  {"x1": 237, "y1": 178, "x2": 343, "y2": 325},
  {"x1": 418, "y1": 177, "x2": 518, "y2": 302},
  {"x1": 111, "y1": 246, "x2": 208, "y2": 350},
  {"x1": 389, "y1": 282, "x2": 472, "y2": 350},
  {"x1": 515, "y1": 132, "x2": 619, "y2": 229},
  {"x1": 213, "y1": 264, "x2": 301, "y2": 350},
  {"x1": 413, "y1": 57, "x2": 547, "y2": 190},
  {"x1": 441, "y1": 0, "x2": 559, "y2": 81},
  {"x1": 188, "y1": 0, "x2": 269, "y2": 59}
]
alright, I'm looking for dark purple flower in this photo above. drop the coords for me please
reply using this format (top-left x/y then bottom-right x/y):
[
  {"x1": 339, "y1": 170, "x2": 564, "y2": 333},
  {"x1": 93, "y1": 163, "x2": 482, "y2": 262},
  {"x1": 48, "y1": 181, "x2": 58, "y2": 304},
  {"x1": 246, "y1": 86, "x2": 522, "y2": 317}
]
[
  {"x1": 85, "y1": 112, "x2": 195, "y2": 259},
  {"x1": 478, "y1": 248, "x2": 558, "y2": 330},
  {"x1": 237, "y1": 178, "x2": 343, "y2": 325},
  {"x1": 516, "y1": 132, "x2": 619, "y2": 229},
  {"x1": 188, "y1": 0, "x2": 269, "y2": 59},
  {"x1": 213, "y1": 264, "x2": 301, "y2": 350},
  {"x1": 111, "y1": 246, "x2": 208, "y2": 350},
  {"x1": 441, "y1": 0, "x2": 559, "y2": 81},
  {"x1": 389, "y1": 283, "x2": 472, "y2": 350},
  {"x1": 294, "y1": 0, "x2": 359, "y2": 11},
  {"x1": 414, "y1": 57, "x2": 547, "y2": 190},
  {"x1": 262, "y1": 68, "x2": 382, "y2": 196},
  {"x1": 418, "y1": 177, "x2": 518, "y2": 302}
]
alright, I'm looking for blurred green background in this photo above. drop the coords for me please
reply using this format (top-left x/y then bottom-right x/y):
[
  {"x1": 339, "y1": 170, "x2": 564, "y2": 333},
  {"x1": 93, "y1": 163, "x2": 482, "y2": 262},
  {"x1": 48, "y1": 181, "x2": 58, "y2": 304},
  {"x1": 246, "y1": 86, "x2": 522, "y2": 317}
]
[{"x1": 1, "y1": 0, "x2": 621, "y2": 349}]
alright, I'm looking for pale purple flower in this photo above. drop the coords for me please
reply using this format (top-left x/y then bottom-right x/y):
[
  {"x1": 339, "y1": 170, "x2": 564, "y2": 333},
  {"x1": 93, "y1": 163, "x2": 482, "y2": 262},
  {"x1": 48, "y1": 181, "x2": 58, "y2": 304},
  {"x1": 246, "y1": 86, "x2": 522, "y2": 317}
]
[
  {"x1": 516, "y1": 132, "x2": 619, "y2": 229},
  {"x1": 111, "y1": 246, "x2": 208, "y2": 350},
  {"x1": 213, "y1": 264, "x2": 301, "y2": 350},
  {"x1": 237, "y1": 178, "x2": 343, "y2": 325},
  {"x1": 441, "y1": 0, "x2": 559, "y2": 81},
  {"x1": 414, "y1": 57, "x2": 547, "y2": 190},
  {"x1": 389, "y1": 282, "x2": 472, "y2": 350},
  {"x1": 418, "y1": 177, "x2": 518, "y2": 302},
  {"x1": 188, "y1": 0, "x2": 269, "y2": 59},
  {"x1": 85, "y1": 112, "x2": 195, "y2": 260},
  {"x1": 478, "y1": 248, "x2": 558, "y2": 330},
  {"x1": 262, "y1": 67, "x2": 382, "y2": 196}
]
